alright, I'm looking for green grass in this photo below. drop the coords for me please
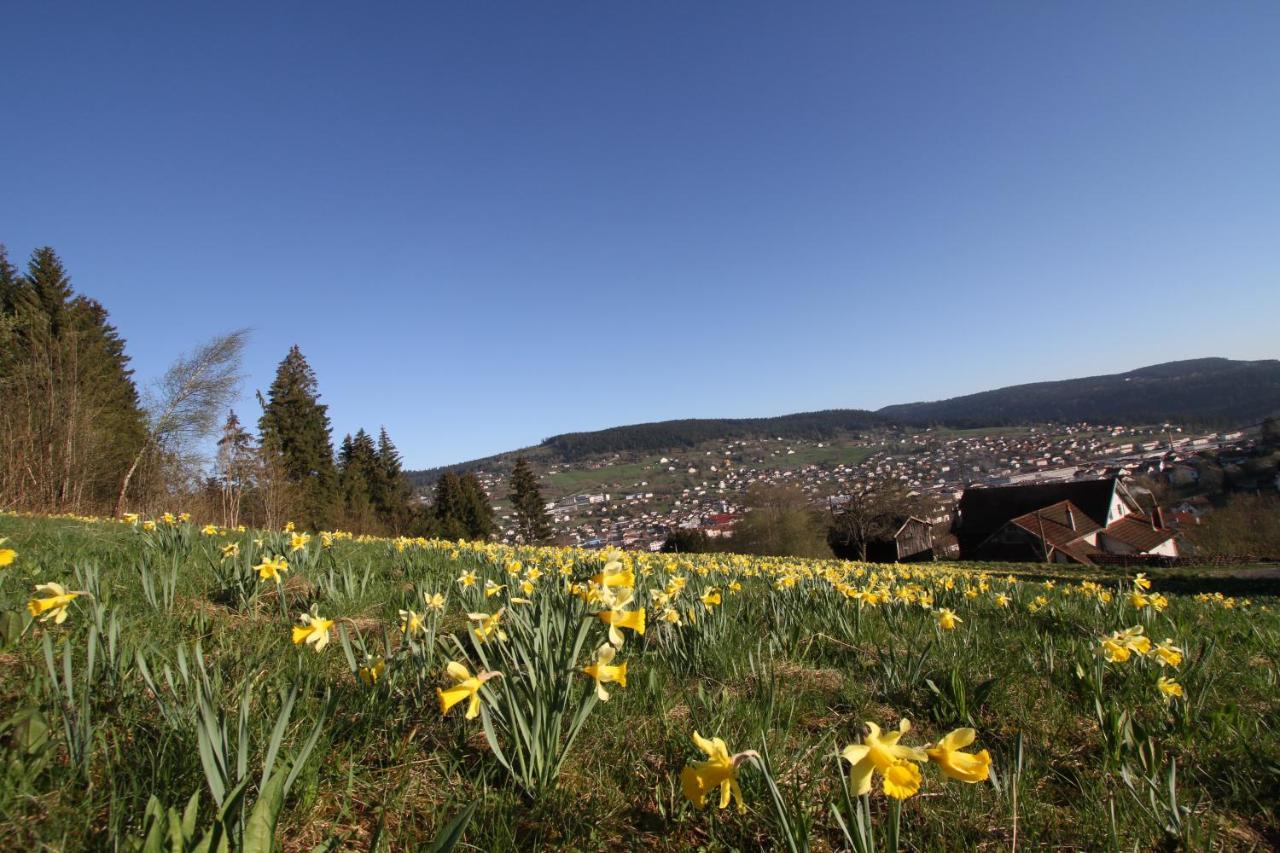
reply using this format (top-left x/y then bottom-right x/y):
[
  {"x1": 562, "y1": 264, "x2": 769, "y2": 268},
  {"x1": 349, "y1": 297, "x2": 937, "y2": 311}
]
[{"x1": 0, "y1": 513, "x2": 1277, "y2": 850}]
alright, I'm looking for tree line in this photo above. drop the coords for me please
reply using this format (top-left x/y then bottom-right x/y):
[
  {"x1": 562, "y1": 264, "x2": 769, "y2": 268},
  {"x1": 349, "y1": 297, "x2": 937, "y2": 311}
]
[{"x1": 0, "y1": 244, "x2": 555, "y2": 541}]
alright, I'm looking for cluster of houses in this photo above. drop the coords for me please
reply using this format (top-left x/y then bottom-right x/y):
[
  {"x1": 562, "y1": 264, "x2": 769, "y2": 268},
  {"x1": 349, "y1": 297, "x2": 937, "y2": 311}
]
[{"x1": 427, "y1": 422, "x2": 1267, "y2": 558}]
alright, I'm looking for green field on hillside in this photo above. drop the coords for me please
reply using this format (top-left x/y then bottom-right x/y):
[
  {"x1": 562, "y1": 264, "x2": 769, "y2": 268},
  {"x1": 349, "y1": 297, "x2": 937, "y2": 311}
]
[{"x1": 0, "y1": 514, "x2": 1276, "y2": 850}]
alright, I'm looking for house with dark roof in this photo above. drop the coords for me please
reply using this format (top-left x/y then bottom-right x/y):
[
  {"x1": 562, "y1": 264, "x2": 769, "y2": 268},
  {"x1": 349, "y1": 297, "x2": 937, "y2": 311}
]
[{"x1": 956, "y1": 477, "x2": 1178, "y2": 565}]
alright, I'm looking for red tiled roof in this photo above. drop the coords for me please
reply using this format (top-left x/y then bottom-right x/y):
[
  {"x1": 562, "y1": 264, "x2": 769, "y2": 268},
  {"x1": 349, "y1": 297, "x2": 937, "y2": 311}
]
[
  {"x1": 1101, "y1": 515, "x2": 1177, "y2": 552},
  {"x1": 1009, "y1": 500, "x2": 1102, "y2": 549}
]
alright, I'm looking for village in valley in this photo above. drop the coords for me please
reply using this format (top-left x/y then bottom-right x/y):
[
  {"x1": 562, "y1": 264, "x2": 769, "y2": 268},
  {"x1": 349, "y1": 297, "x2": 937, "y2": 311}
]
[{"x1": 430, "y1": 421, "x2": 1270, "y2": 561}]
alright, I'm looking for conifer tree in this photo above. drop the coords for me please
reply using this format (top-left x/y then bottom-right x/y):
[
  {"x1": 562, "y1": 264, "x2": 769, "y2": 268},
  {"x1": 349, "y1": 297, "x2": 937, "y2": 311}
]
[
  {"x1": 0, "y1": 246, "x2": 146, "y2": 511},
  {"x1": 508, "y1": 457, "x2": 552, "y2": 544},
  {"x1": 258, "y1": 345, "x2": 336, "y2": 530},
  {"x1": 431, "y1": 472, "x2": 468, "y2": 540},
  {"x1": 338, "y1": 428, "x2": 379, "y2": 532},
  {"x1": 372, "y1": 427, "x2": 413, "y2": 533},
  {"x1": 458, "y1": 473, "x2": 496, "y2": 540}
]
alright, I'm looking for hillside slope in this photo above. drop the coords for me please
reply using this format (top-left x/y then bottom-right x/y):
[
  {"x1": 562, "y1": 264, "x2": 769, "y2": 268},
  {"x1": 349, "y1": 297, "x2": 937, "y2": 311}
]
[
  {"x1": 406, "y1": 357, "x2": 1280, "y2": 484},
  {"x1": 879, "y1": 358, "x2": 1280, "y2": 427}
]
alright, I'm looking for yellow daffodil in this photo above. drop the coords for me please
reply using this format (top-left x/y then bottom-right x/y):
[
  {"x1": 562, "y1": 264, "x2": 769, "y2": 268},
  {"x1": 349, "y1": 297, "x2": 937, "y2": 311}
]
[
  {"x1": 423, "y1": 591, "x2": 446, "y2": 611},
  {"x1": 1156, "y1": 676, "x2": 1183, "y2": 701},
  {"x1": 283, "y1": 521, "x2": 295, "y2": 532},
  {"x1": 935, "y1": 608, "x2": 961, "y2": 631},
  {"x1": 1151, "y1": 639, "x2": 1183, "y2": 668},
  {"x1": 27, "y1": 582, "x2": 82, "y2": 624},
  {"x1": 359, "y1": 656, "x2": 385, "y2": 685},
  {"x1": 1099, "y1": 626, "x2": 1152, "y2": 663},
  {"x1": 680, "y1": 731, "x2": 753, "y2": 813},
  {"x1": 457, "y1": 571, "x2": 477, "y2": 588},
  {"x1": 469, "y1": 608, "x2": 507, "y2": 644},
  {"x1": 161, "y1": 512, "x2": 176, "y2": 525},
  {"x1": 221, "y1": 542, "x2": 240, "y2": 560},
  {"x1": 142, "y1": 520, "x2": 157, "y2": 531},
  {"x1": 994, "y1": 593, "x2": 1011, "y2": 607},
  {"x1": 700, "y1": 587, "x2": 722, "y2": 607},
  {"x1": 256, "y1": 555, "x2": 288, "y2": 583},
  {"x1": 1129, "y1": 591, "x2": 1150, "y2": 609},
  {"x1": 122, "y1": 512, "x2": 140, "y2": 525},
  {"x1": 582, "y1": 643, "x2": 627, "y2": 701},
  {"x1": 505, "y1": 560, "x2": 522, "y2": 576},
  {"x1": 598, "y1": 603, "x2": 646, "y2": 647},
  {"x1": 291, "y1": 612, "x2": 334, "y2": 652},
  {"x1": 1133, "y1": 572, "x2": 1151, "y2": 591},
  {"x1": 201, "y1": 524, "x2": 219, "y2": 536},
  {"x1": 840, "y1": 720, "x2": 928, "y2": 799},
  {"x1": 728, "y1": 580, "x2": 742, "y2": 593},
  {"x1": 437, "y1": 661, "x2": 501, "y2": 719},
  {"x1": 484, "y1": 579, "x2": 506, "y2": 598},
  {"x1": 925, "y1": 727, "x2": 991, "y2": 783},
  {"x1": 399, "y1": 608, "x2": 424, "y2": 635},
  {"x1": 178, "y1": 512, "x2": 190, "y2": 523},
  {"x1": 289, "y1": 531, "x2": 311, "y2": 553},
  {"x1": 591, "y1": 563, "x2": 634, "y2": 589},
  {"x1": 0, "y1": 538, "x2": 16, "y2": 567}
]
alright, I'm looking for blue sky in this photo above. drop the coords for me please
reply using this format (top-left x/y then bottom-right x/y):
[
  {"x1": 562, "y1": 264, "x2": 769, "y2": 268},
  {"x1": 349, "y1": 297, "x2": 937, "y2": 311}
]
[{"x1": 2, "y1": 3, "x2": 1277, "y2": 469}]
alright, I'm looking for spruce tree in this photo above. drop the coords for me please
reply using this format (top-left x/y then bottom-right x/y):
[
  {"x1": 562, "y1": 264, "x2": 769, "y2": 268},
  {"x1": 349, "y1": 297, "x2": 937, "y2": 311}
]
[
  {"x1": 338, "y1": 429, "x2": 378, "y2": 532},
  {"x1": 258, "y1": 345, "x2": 337, "y2": 530},
  {"x1": 372, "y1": 427, "x2": 413, "y2": 533},
  {"x1": 508, "y1": 457, "x2": 552, "y2": 544},
  {"x1": 458, "y1": 473, "x2": 496, "y2": 540},
  {"x1": 431, "y1": 472, "x2": 468, "y2": 540},
  {"x1": 0, "y1": 247, "x2": 146, "y2": 511}
]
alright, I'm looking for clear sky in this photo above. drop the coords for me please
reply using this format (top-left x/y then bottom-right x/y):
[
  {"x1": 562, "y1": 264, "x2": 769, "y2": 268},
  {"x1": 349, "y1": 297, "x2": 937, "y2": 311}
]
[{"x1": 2, "y1": 3, "x2": 1277, "y2": 469}]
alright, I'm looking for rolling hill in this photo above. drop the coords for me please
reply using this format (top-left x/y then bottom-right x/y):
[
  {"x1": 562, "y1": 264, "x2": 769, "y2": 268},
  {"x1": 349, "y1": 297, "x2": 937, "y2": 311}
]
[{"x1": 406, "y1": 357, "x2": 1280, "y2": 487}]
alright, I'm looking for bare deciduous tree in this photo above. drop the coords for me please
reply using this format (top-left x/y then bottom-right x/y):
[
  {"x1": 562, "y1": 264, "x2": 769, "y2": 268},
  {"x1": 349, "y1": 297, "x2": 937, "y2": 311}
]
[{"x1": 114, "y1": 329, "x2": 249, "y2": 517}]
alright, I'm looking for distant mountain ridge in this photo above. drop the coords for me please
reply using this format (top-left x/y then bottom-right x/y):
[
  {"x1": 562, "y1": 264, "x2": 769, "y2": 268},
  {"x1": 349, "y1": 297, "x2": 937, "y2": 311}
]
[
  {"x1": 406, "y1": 358, "x2": 1280, "y2": 484},
  {"x1": 879, "y1": 358, "x2": 1280, "y2": 427}
]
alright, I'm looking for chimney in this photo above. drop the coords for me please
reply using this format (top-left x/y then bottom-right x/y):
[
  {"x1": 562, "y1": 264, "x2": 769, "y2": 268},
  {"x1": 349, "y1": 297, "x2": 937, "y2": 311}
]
[{"x1": 1152, "y1": 506, "x2": 1164, "y2": 530}]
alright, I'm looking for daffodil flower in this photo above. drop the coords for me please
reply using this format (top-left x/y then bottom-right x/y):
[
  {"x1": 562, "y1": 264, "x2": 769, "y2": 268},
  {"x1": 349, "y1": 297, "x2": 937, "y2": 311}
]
[
  {"x1": 437, "y1": 661, "x2": 501, "y2": 719},
  {"x1": 994, "y1": 593, "x2": 1011, "y2": 607},
  {"x1": 469, "y1": 608, "x2": 507, "y2": 644},
  {"x1": 201, "y1": 524, "x2": 219, "y2": 536},
  {"x1": 841, "y1": 720, "x2": 929, "y2": 799},
  {"x1": 597, "y1": 589, "x2": 645, "y2": 647},
  {"x1": 0, "y1": 538, "x2": 16, "y2": 567},
  {"x1": 925, "y1": 727, "x2": 991, "y2": 783},
  {"x1": 423, "y1": 591, "x2": 446, "y2": 611},
  {"x1": 399, "y1": 608, "x2": 424, "y2": 636},
  {"x1": 291, "y1": 612, "x2": 334, "y2": 652},
  {"x1": 680, "y1": 731, "x2": 754, "y2": 812},
  {"x1": 1151, "y1": 639, "x2": 1183, "y2": 668},
  {"x1": 582, "y1": 643, "x2": 627, "y2": 701},
  {"x1": 27, "y1": 582, "x2": 83, "y2": 624},
  {"x1": 701, "y1": 587, "x2": 722, "y2": 607},
  {"x1": 359, "y1": 656, "x2": 385, "y2": 685},
  {"x1": 256, "y1": 555, "x2": 288, "y2": 583},
  {"x1": 457, "y1": 571, "x2": 477, "y2": 588},
  {"x1": 484, "y1": 580, "x2": 506, "y2": 598},
  {"x1": 591, "y1": 563, "x2": 634, "y2": 589},
  {"x1": 1157, "y1": 676, "x2": 1183, "y2": 701},
  {"x1": 221, "y1": 542, "x2": 240, "y2": 560},
  {"x1": 289, "y1": 531, "x2": 311, "y2": 553},
  {"x1": 935, "y1": 608, "x2": 961, "y2": 631}
]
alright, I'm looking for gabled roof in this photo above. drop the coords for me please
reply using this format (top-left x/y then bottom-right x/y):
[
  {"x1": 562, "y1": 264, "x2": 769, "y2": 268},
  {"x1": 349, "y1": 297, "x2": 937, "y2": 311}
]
[
  {"x1": 1101, "y1": 515, "x2": 1177, "y2": 552},
  {"x1": 956, "y1": 477, "x2": 1120, "y2": 555},
  {"x1": 1008, "y1": 500, "x2": 1103, "y2": 550}
]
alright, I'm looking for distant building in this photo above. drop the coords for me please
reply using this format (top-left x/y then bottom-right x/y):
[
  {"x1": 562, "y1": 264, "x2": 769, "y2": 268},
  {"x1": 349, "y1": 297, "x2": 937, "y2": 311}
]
[
  {"x1": 956, "y1": 477, "x2": 1178, "y2": 565},
  {"x1": 864, "y1": 516, "x2": 935, "y2": 563}
]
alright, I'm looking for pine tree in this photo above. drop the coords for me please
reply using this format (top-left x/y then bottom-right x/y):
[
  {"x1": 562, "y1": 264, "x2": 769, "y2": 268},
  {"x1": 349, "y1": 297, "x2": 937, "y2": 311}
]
[
  {"x1": 258, "y1": 345, "x2": 337, "y2": 530},
  {"x1": 458, "y1": 473, "x2": 496, "y2": 540},
  {"x1": 372, "y1": 427, "x2": 413, "y2": 533},
  {"x1": 431, "y1": 472, "x2": 468, "y2": 540},
  {"x1": 508, "y1": 457, "x2": 552, "y2": 544},
  {"x1": 338, "y1": 429, "x2": 379, "y2": 532},
  {"x1": 0, "y1": 247, "x2": 146, "y2": 511}
]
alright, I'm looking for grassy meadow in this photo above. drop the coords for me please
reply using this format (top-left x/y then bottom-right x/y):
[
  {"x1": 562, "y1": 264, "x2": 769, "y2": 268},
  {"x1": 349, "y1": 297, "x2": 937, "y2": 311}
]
[{"x1": 0, "y1": 513, "x2": 1277, "y2": 851}]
